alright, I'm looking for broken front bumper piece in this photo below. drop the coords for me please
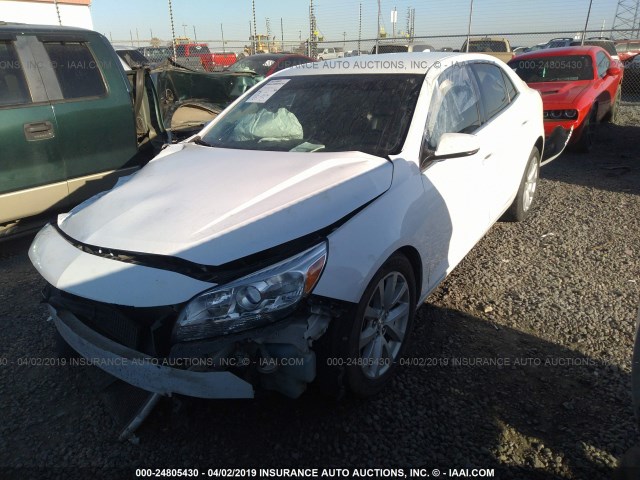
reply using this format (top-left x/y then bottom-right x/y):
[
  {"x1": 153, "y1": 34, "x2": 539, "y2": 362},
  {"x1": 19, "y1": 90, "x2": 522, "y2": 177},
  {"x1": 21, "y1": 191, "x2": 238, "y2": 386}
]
[
  {"x1": 541, "y1": 125, "x2": 573, "y2": 166},
  {"x1": 51, "y1": 301, "x2": 330, "y2": 440},
  {"x1": 52, "y1": 306, "x2": 255, "y2": 399}
]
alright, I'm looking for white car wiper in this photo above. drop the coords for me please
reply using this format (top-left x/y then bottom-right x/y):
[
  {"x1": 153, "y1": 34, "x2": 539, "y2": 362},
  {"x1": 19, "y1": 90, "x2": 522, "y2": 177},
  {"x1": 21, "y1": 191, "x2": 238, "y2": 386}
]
[{"x1": 190, "y1": 135, "x2": 213, "y2": 147}]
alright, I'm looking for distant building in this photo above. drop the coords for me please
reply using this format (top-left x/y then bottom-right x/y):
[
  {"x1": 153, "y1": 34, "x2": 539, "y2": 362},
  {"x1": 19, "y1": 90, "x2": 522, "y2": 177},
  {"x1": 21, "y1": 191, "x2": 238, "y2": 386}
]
[{"x1": 0, "y1": 0, "x2": 93, "y2": 29}]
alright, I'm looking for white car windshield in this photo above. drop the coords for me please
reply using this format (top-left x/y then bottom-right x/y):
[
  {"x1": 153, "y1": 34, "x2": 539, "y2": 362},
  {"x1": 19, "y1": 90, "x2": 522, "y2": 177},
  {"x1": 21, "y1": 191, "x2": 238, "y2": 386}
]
[{"x1": 201, "y1": 74, "x2": 423, "y2": 157}]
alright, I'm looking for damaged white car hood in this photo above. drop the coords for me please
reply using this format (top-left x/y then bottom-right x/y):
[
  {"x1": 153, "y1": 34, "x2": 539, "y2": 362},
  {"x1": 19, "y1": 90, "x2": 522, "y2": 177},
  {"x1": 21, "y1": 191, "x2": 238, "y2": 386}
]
[{"x1": 58, "y1": 144, "x2": 392, "y2": 265}]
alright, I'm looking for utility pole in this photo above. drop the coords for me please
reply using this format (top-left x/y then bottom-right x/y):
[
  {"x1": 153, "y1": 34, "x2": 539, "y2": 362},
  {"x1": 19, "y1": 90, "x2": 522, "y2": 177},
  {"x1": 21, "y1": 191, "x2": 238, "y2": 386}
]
[
  {"x1": 281, "y1": 18, "x2": 284, "y2": 52},
  {"x1": 582, "y1": 0, "x2": 594, "y2": 45},
  {"x1": 136, "y1": 28, "x2": 140, "y2": 47},
  {"x1": 411, "y1": 8, "x2": 415, "y2": 40},
  {"x1": 392, "y1": 6, "x2": 397, "y2": 40},
  {"x1": 168, "y1": 0, "x2": 177, "y2": 59},
  {"x1": 358, "y1": 3, "x2": 362, "y2": 53},
  {"x1": 182, "y1": 23, "x2": 188, "y2": 38},
  {"x1": 309, "y1": 0, "x2": 315, "y2": 58},
  {"x1": 193, "y1": 26, "x2": 197, "y2": 42},
  {"x1": 266, "y1": 17, "x2": 271, "y2": 52},
  {"x1": 130, "y1": 30, "x2": 134, "y2": 46},
  {"x1": 466, "y1": 0, "x2": 474, "y2": 52},
  {"x1": 221, "y1": 24, "x2": 225, "y2": 53},
  {"x1": 343, "y1": 31, "x2": 346, "y2": 48},
  {"x1": 53, "y1": 0, "x2": 62, "y2": 26},
  {"x1": 252, "y1": 0, "x2": 258, "y2": 54},
  {"x1": 308, "y1": 0, "x2": 312, "y2": 57},
  {"x1": 376, "y1": 0, "x2": 380, "y2": 53},
  {"x1": 611, "y1": 0, "x2": 640, "y2": 39}
]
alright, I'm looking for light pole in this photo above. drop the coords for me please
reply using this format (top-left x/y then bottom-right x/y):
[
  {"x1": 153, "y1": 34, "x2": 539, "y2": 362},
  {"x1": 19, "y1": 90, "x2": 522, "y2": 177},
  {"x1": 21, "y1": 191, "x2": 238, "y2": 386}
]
[
  {"x1": 53, "y1": 0, "x2": 62, "y2": 25},
  {"x1": 168, "y1": 0, "x2": 177, "y2": 59},
  {"x1": 465, "y1": 0, "x2": 474, "y2": 52},
  {"x1": 376, "y1": 0, "x2": 380, "y2": 54},
  {"x1": 582, "y1": 0, "x2": 594, "y2": 45},
  {"x1": 221, "y1": 24, "x2": 225, "y2": 53}
]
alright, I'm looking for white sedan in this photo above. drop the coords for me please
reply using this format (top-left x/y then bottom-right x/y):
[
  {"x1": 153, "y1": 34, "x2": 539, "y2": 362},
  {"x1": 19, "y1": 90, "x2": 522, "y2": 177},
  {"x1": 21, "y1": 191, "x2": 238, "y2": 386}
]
[{"x1": 30, "y1": 53, "x2": 544, "y2": 403}]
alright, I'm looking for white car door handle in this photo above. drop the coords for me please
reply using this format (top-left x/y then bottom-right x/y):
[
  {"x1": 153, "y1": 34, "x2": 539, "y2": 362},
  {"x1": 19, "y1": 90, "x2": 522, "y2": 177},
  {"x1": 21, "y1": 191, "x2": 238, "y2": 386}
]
[{"x1": 522, "y1": 120, "x2": 529, "y2": 125}]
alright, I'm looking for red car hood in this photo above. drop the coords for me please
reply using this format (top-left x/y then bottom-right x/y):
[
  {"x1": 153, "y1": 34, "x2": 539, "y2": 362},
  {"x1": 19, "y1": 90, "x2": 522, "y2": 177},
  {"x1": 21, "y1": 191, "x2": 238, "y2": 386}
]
[{"x1": 528, "y1": 81, "x2": 590, "y2": 107}]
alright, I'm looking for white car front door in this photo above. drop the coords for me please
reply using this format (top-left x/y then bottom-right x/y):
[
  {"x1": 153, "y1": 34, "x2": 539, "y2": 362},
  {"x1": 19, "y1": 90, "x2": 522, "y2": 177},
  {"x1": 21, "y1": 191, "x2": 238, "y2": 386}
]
[{"x1": 418, "y1": 63, "x2": 491, "y2": 287}]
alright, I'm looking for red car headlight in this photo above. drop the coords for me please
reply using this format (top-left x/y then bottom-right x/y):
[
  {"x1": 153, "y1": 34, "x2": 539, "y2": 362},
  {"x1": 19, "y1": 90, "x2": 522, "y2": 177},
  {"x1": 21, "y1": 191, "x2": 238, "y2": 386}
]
[{"x1": 544, "y1": 109, "x2": 578, "y2": 120}]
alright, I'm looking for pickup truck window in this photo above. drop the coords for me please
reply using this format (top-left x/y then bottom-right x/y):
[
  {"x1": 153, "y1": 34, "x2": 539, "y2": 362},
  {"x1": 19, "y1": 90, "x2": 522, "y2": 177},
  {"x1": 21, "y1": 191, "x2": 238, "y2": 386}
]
[
  {"x1": 467, "y1": 41, "x2": 508, "y2": 52},
  {"x1": 176, "y1": 44, "x2": 211, "y2": 56},
  {"x1": 43, "y1": 42, "x2": 106, "y2": 99},
  {"x1": 0, "y1": 41, "x2": 31, "y2": 106}
]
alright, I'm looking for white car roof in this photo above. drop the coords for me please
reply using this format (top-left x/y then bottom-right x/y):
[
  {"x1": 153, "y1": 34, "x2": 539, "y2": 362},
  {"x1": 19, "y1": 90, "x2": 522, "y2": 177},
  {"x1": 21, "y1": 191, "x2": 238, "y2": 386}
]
[{"x1": 281, "y1": 52, "x2": 493, "y2": 76}]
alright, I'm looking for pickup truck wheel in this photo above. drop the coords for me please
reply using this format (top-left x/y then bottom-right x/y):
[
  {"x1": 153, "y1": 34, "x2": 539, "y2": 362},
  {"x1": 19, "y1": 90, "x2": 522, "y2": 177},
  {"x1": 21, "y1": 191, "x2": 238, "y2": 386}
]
[{"x1": 502, "y1": 146, "x2": 540, "y2": 222}]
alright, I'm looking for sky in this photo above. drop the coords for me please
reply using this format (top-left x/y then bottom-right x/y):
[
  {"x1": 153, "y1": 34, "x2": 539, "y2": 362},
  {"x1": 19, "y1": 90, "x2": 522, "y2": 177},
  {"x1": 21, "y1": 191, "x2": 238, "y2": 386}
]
[{"x1": 91, "y1": 0, "x2": 622, "y2": 47}]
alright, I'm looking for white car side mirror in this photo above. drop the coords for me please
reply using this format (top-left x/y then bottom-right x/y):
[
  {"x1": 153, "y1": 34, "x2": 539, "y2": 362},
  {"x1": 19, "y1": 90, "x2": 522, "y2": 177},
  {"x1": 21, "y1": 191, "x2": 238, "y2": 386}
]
[{"x1": 433, "y1": 132, "x2": 480, "y2": 161}]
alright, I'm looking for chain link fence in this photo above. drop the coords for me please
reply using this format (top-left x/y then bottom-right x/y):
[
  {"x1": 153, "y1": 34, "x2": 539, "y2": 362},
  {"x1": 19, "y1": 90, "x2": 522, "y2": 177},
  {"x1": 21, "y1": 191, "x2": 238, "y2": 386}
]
[{"x1": 116, "y1": 27, "x2": 640, "y2": 107}]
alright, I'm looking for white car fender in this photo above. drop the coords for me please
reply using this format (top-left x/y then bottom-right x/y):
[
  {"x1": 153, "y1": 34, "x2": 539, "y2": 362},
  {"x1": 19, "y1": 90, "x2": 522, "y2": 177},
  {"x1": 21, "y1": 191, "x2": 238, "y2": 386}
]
[{"x1": 313, "y1": 157, "x2": 428, "y2": 304}]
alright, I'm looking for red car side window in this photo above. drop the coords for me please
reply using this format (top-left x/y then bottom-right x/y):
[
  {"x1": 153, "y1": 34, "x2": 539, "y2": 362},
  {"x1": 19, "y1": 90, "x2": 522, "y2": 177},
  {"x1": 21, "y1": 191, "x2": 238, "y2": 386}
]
[{"x1": 596, "y1": 51, "x2": 609, "y2": 78}]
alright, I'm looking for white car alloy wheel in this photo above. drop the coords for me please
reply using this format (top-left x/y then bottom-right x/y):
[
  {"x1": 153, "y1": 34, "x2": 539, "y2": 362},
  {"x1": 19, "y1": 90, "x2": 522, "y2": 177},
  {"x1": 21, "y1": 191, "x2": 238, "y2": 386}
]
[
  {"x1": 502, "y1": 146, "x2": 541, "y2": 222},
  {"x1": 359, "y1": 271, "x2": 411, "y2": 379},
  {"x1": 337, "y1": 253, "x2": 416, "y2": 397}
]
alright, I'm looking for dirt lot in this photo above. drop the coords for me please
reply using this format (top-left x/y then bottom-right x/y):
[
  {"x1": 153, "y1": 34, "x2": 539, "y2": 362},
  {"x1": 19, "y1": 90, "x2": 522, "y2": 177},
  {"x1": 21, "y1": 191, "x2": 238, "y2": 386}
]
[{"x1": 0, "y1": 106, "x2": 639, "y2": 480}]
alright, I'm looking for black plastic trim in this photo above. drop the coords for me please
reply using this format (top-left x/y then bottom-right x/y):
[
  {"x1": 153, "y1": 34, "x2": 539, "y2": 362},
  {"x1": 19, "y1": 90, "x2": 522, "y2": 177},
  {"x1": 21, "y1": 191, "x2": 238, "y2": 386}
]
[{"x1": 36, "y1": 33, "x2": 89, "y2": 43}]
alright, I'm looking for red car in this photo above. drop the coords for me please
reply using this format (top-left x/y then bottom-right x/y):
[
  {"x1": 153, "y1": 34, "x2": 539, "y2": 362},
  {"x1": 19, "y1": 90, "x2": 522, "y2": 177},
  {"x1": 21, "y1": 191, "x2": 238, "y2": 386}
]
[
  {"x1": 508, "y1": 46, "x2": 623, "y2": 153},
  {"x1": 174, "y1": 43, "x2": 234, "y2": 72},
  {"x1": 616, "y1": 39, "x2": 640, "y2": 63}
]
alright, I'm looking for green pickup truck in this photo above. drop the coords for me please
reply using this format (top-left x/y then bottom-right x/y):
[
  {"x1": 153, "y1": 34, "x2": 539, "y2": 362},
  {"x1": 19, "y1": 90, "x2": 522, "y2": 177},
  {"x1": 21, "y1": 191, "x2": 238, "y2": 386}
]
[{"x1": 0, "y1": 23, "x2": 167, "y2": 236}]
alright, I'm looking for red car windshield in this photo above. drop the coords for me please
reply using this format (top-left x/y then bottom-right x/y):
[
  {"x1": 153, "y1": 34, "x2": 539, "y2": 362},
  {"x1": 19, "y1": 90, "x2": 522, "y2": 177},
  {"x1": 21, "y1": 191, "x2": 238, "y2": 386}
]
[{"x1": 508, "y1": 55, "x2": 594, "y2": 82}]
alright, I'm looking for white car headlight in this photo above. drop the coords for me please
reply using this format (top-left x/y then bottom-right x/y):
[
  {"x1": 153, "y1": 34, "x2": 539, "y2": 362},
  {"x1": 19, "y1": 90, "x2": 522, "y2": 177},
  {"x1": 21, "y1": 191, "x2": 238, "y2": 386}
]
[{"x1": 173, "y1": 242, "x2": 327, "y2": 342}]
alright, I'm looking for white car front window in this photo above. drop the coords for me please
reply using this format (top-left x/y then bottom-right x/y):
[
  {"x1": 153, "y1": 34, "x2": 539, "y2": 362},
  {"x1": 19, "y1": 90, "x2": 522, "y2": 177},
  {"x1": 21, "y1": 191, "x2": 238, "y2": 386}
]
[{"x1": 202, "y1": 74, "x2": 423, "y2": 157}]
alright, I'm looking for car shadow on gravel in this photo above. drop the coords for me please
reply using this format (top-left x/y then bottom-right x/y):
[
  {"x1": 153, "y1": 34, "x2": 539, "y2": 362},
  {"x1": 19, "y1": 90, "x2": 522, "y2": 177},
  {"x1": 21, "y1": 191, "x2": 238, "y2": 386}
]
[
  {"x1": 541, "y1": 123, "x2": 640, "y2": 196},
  {"x1": 95, "y1": 303, "x2": 634, "y2": 480},
  {"x1": 0, "y1": 233, "x2": 36, "y2": 259}
]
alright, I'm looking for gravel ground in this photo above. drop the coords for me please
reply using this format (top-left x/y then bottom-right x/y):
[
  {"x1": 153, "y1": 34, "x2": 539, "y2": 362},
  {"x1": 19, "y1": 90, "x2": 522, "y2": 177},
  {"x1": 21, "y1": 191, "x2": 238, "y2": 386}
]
[{"x1": 0, "y1": 106, "x2": 639, "y2": 480}]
